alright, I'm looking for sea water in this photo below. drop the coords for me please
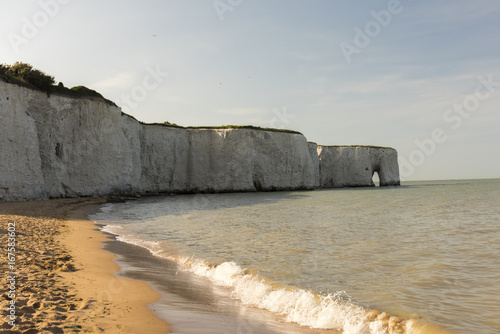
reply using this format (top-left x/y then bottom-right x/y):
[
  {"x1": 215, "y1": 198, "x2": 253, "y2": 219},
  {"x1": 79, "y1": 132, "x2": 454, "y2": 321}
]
[{"x1": 90, "y1": 179, "x2": 500, "y2": 334}]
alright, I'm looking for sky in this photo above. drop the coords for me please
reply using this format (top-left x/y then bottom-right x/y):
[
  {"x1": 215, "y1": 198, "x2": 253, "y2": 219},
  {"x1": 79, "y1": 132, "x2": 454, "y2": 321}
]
[{"x1": 1, "y1": 0, "x2": 499, "y2": 181}]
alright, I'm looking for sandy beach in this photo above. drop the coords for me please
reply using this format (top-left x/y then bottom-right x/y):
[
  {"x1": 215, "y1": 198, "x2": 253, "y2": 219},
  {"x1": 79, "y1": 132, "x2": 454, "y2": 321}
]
[{"x1": 0, "y1": 198, "x2": 169, "y2": 334}]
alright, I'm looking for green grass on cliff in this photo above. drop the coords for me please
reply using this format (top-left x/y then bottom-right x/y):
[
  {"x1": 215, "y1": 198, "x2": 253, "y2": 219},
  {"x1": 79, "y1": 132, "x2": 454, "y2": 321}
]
[
  {"x1": 138, "y1": 122, "x2": 302, "y2": 134},
  {"x1": 186, "y1": 125, "x2": 302, "y2": 134},
  {"x1": 320, "y1": 145, "x2": 394, "y2": 149},
  {"x1": 51, "y1": 84, "x2": 116, "y2": 106},
  {"x1": 138, "y1": 120, "x2": 185, "y2": 129}
]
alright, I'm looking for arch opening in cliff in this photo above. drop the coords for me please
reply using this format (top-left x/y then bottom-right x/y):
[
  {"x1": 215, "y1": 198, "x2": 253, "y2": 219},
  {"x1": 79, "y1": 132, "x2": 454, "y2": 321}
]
[{"x1": 372, "y1": 170, "x2": 380, "y2": 187}]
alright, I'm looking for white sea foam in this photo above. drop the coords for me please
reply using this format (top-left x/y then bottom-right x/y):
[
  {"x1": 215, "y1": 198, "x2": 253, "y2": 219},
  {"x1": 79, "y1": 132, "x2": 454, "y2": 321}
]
[
  {"x1": 182, "y1": 259, "x2": 397, "y2": 334},
  {"x1": 99, "y1": 223, "x2": 411, "y2": 334},
  {"x1": 100, "y1": 224, "x2": 123, "y2": 235}
]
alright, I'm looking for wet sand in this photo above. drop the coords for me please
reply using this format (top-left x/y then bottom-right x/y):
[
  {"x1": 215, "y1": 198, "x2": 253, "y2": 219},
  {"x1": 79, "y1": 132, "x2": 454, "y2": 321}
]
[{"x1": 0, "y1": 198, "x2": 169, "y2": 333}]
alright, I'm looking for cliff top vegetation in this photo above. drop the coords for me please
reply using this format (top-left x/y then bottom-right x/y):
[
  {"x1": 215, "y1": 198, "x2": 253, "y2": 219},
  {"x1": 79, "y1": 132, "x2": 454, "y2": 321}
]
[
  {"x1": 186, "y1": 125, "x2": 302, "y2": 134},
  {"x1": 320, "y1": 145, "x2": 394, "y2": 149},
  {"x1": 138, "y1": 121, "x2": 302, "y2": 134},
  {"x1": 0, "y1": 62, "x2": 115, "y2": 106}
]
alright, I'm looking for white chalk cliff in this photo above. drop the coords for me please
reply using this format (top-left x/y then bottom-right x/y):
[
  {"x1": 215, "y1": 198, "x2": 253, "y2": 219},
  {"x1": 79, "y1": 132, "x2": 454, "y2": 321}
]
[
  {"x1": 0, "y1": 80, "x2": 400, "y2": 201},
  {"x1": 317, "y1": 145, "x2": 400, "y2": 187}
]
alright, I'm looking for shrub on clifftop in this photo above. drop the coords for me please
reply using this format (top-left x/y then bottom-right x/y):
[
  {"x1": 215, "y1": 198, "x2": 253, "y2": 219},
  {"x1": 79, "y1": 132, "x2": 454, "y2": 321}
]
[
  {"x1": 1, "y1": 62, "x2": 55, "y2": 92},
  {"x1": 69, "y1": 86, "x2": 105, "y2": 99},
  {"x1": 0, "y1": 62, "x2": 115, "y2": 105}
]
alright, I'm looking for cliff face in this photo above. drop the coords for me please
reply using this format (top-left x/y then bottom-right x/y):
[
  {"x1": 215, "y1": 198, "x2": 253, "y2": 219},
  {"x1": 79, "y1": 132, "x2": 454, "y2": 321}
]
[
  {"x1": 186, "y1": 129, "x2": 316, "y2": 192},
  {"x1": 140, "y1": 124, "x2": 189, "y2": 194},
  {"x1": 307, "y1": 142, "x2": 320, "y2": 187},
  {"x1": 0, "y1": 80, "x2": 400, "y2": 201},
  {"x1": 0, "y1": 83, "x2": 44, "y2": 200},
  {"x1": 317, "y1": 146, "x2": 400, "y2": 187}
]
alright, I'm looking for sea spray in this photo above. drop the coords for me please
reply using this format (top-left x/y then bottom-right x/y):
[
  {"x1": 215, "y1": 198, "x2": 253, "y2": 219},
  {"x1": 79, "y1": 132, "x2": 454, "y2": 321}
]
[
  {"x1": 173, "y1": 258, "x2": 411, "y2": 333},
  {"x1": 100, "y1": 224, "x2": 413, "y2": 333}
]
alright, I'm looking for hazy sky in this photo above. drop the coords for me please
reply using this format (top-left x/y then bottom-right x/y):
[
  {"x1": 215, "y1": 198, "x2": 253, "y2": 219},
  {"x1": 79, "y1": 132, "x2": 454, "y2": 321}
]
[{"x1": 1, "y1": 0, "x2": 499, "y2": 181}]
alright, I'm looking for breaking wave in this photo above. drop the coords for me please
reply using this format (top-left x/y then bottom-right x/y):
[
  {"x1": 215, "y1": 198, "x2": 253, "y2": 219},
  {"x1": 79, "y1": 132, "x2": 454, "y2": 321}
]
[{"x1": 99, "y1": 224, "x2": 452, "y2": 334}]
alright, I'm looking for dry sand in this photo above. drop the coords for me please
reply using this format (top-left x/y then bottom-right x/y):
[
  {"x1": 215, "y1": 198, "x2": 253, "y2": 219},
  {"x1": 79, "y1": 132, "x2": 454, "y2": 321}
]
[{"x1": 0, "y1": 198, "x2": 169, "y2": 334}]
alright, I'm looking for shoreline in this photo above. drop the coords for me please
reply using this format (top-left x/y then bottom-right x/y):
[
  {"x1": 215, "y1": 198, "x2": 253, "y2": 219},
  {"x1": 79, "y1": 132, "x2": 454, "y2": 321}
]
[
  {"x1": 0, "y1": 198, "x2": 169, "y2": 333},
  {"x1": 99, "y1": 225, "x2": 341, "y2": 334}
]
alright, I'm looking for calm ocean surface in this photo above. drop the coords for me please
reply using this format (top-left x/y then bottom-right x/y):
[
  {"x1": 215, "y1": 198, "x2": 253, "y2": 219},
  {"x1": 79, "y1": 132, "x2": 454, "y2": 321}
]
[{"x1": 90, "y1": 179, "x2": 500, "y2": 334}]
